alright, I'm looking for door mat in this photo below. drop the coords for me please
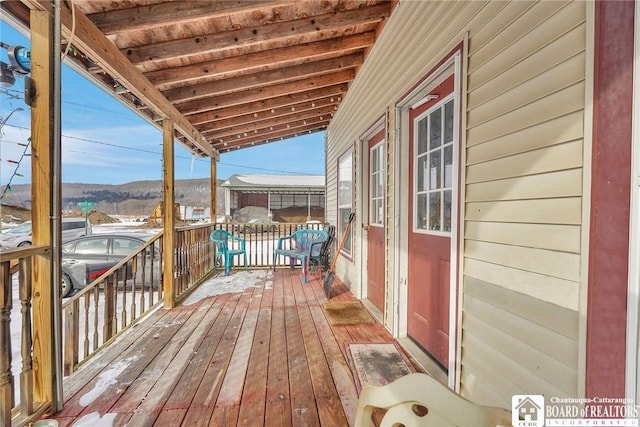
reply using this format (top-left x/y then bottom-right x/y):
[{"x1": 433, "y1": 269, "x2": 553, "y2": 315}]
[
  {"x1": 346, "y1": 342, "x2": 415, "y2": 393},
  {"x1": 322, "y1": 301, "x2": 375, "y2": 326}
]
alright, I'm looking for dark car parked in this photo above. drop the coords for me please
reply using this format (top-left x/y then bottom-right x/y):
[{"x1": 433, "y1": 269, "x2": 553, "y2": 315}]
[{"x1": 61, "y1": 232, "x2": 158, "y2": 297}]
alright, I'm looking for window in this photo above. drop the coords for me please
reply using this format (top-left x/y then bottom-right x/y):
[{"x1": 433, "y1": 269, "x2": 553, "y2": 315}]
[
  {"x1": 74, "y1": 237, "x2": 109, "y2": 255},
  {"x1": 415, "y1": 97, "x2": 454, "y2": 233},
  {"x1": 112, "y1": 238, "x2": 142, "y2": 255},
  {"x1": 338, "y1": 149, "x2": 353, "y2": 256},
  {"x1": 62, "y1": 220, "x2": 85, "y2": 231},
  {"x1": 370, "y1": 141, "x2": 385, "y2": 226}
]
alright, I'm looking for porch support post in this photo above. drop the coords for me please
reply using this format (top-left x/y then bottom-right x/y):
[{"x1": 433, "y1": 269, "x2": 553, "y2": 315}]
[
  {"x1": 162, "y1": 120, "x2": 176, "y2": 308},
  {"x1": 210, "y1": 158, "x2": 217, "y2": 222},
  {"x1": 29, "y1": 10, "x2": 55, "y2": 404},
  {"x1": 586, "y1": 0, "x2": 634, "y2": 399}
]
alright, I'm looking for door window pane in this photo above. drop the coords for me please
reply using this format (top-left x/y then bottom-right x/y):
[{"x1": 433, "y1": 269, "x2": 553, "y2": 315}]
[
  {"x1": 417, "y1": 117, "x2": 428, "y2": 155},
  {"x1": 429, "y1": 108, "x2": 441, "y2": 149},
  {"x1": 429, "y1": 192, "x2": 441, "y2": 231},
  {"x1": 444, "y1": 145, "x2": 453, "y2": 188},
  {"x1": 430, "y1": 150, "x2": 441, "y2": 191},
  {"x1": 370, "y1": 142, "x2": 385, "y2": 226},
  {"x1": 444, "y1": 100, "x2": 454, "y2": 143},
  {"x1": 417, "y1": 156, "x2": 428, "y2": 192},
  {"x1": 413, "y1": 94, "x2": 455, "y2": 234},
  {"x1": 417, "y1": 194, "x2": 428, "y2": 230},
  {"x1": 443, "y1": 190, "x2": 452, "y2": 232}
]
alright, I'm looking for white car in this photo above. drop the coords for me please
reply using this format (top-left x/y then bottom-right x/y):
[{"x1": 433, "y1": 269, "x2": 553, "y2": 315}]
[
  {"x1": 297, "y1": 220, "x2": 325, "y2": 231},
  {"x1": 241, "y1": 218, "x2": 280, "y2": 233},
  {"x1": 0, "y1": 218, "x2": 91, "y2": 249}
]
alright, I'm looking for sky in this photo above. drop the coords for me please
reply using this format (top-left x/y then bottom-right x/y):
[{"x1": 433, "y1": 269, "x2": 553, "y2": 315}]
[{"x1": 0, "y1": 19, "x2": 326, "y2": 191}]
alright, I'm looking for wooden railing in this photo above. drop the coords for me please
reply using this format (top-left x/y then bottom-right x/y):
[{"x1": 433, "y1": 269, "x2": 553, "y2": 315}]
[
  {"x1": 2, "y1": 221, "x2": 326, "y2": 425},
  {"x1": 174, "y1": 223, "x2": 215, "y2": 299},
  {"x1": 211, "y1": 222, "x2": 328, "y2": 267},
  {"x1": 61, "y1": 232, "x2": 165, "y2": 376},
  {"x1": 1, "y1": 245, "x2": 51, "y2": 426}
]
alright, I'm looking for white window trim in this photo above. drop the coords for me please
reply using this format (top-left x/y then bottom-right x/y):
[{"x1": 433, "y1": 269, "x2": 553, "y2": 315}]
[
  {"x1": 369, "y1": 139, "x2": 385, "y2": 229},
  {"x1": 411, "y1": 93, "x2": 457, "y2": 238},
  {"x1": 338, "y1": 148, "x2": 354, "y2": 257}
]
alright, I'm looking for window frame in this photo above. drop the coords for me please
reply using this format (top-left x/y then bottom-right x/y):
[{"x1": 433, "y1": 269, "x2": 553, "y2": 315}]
[
  {"x1": 369, "y1": 139, "x2": 385, "y2": 228},
  {"x1": 337, "y1": 147, "x2": 354, "y2": 257},
  {"x1": 412, "y1": 93, "x2": 456, "y2": 237}
]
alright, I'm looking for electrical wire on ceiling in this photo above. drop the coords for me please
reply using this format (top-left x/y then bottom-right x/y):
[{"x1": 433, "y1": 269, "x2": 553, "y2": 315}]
[{"x1": 60, "y1": 0, "x2": 76, "y2": 62}]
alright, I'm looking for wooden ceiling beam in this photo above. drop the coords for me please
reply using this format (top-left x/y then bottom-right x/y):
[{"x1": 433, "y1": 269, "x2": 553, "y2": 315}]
[
  {"x1": 214, "y1": 120, "x2": 330, "y2": 152},
  {"x1": 124, "y1": 3, "x2": 390, "y2": 65},
  {"x1": 194, "y1": 96, "x2": 340, "y2": 131},
  {"x1": 0, "y1": 1, "x2": 31, "y2": 28},
  {"x1": 164, "y1": 53, "x2": 363, "y2": 103},
  {"x1": 179, "y1": 69, "x2": 354, "y2": 116},
  {"x1": 22, "y1": 0, "x2": 218, "y2": 159},
  {"x1": 204, "y1": 105, "x2": 337, "y2": 140},
  {"x1": 147, "y1": 32, "x2": 375, "y2": 89},
  {"x1": 216, "y1": 127, "x2": 326, "y2": 153},
  {"x1": 188, "y1": 84, "x2": 347, "y2": 125},
  {"x1": 88, "y1": 1, "x2": 290, "y2": 35}
]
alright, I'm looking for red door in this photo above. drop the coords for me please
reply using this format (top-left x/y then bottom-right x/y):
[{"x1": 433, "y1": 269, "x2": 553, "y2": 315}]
[
  {"x1": 367, "y1": 129, "x2": 386, "y2": 310},
  {"x1": 407, "y1": 75, "x2": 456, "y2": 368}
]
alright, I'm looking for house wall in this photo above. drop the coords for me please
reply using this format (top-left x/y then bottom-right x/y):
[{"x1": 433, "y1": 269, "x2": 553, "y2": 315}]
[{"x1": 325, "y1": 0, "x2": 588, "y2": 407}]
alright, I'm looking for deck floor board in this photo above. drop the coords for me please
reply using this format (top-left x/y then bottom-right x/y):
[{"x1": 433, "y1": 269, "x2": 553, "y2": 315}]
[{"x1": 47, "y1": 269, "x2": 417, "y2": 426}]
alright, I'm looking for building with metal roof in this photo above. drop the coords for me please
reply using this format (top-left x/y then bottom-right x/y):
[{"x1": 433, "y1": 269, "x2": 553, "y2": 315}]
[{"x1": 221, "y1": 174, "x2": 325, "y2": 221}]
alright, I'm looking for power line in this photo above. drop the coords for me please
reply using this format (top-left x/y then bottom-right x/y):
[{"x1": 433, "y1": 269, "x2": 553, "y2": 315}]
[
  {"x1": 2, "y1": 88, "x2": 134, "y2": 118},
  {"x1": 2, "y1": 124, "x2": 321, "y2": 175}
]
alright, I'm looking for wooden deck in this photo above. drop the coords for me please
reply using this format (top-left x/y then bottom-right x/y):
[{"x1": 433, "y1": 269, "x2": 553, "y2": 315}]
[{"x1": 44, "y1": 268, "x2": 419, "y2": 426}]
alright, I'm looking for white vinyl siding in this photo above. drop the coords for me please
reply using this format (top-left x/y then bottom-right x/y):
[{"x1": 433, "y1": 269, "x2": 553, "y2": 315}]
[
  {"x1": 464, "y1": 0, "x2": 584, "y2": 404},
  {"x1": 325, "y1": 0, "x2": 586, "y2": 407}
]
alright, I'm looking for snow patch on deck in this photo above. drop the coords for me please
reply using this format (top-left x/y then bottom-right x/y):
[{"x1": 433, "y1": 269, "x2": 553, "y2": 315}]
[
  {"x1": 78, "y1": 356, "x2": 138, "y2": 407},
  {"x1": 182, "y1": 269, "x2": 273, "y2": 305}
]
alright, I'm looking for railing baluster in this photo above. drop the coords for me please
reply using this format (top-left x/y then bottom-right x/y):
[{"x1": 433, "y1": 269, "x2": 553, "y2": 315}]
[
  {"x1": 131, "y1": 254, "x2": 138, "y2": 321},
  {"x1": 63, "y1": 300, "x2": 78, "y2": 376},
  {"x1": 0, "y1": 261, "x2": 14, "y2": 426},
  {"x1": 103, "y1": 277, "x2": 114, "y2": 342},
  {"x1": 83, "y1": 293, "x2": 90, "y2": 358},
  {"x1": 92, "y1": 287, "x2": 99, "y2": 352},
  {"x1": 19, "y1": 258, "x2": 33, "y2": 414},
  {"x1": 121, "y1": 265, "x2": 128, "y2": 329}
]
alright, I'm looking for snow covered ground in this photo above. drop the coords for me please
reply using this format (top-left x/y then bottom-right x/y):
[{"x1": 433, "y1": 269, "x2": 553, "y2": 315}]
[{"x1": 182, "y1": 269, "x2": 273, "y2": 306}]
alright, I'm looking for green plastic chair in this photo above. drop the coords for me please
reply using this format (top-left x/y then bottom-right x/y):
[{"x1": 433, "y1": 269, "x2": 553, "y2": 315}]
[
  {"x1": 210, "y1": 229, "x2": 247, "y2": 276},
  {"x1": 273, "y1": 229, "x2": 329, "y2": 283}
]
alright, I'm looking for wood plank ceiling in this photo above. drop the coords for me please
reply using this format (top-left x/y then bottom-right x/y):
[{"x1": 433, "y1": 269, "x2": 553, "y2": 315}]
[{"x1": 1, "y1": 0, "x2": 395, "y2": 158}]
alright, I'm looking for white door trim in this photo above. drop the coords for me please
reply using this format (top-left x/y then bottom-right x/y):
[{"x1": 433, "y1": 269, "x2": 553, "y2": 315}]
[
  {"x1": 394, "y1": 51, "x2": 461, "y2": 388},
  {"x1": 357, "y1": 116, "x2": 386, "y2": 307}
]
